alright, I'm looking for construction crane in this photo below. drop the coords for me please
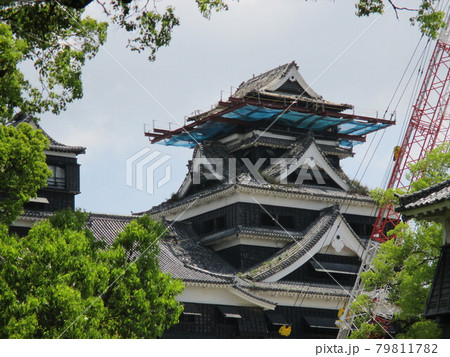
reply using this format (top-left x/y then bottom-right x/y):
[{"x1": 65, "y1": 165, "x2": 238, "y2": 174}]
[{"x1": 337, "y1": 11, "x2": 450, "y2": 339}]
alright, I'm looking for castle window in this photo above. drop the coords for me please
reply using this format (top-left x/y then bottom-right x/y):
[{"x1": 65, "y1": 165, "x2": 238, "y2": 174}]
[
  {"x1": 216, "y1": 215, "x2": 226, "y2": 230},
  {"x1": 261, "y1": 212, "x2": 294, "y2": 229},
  {"x1": 181, "y1": 303, "x2": 202, "y2": 323},
  {"x1": 47, "y1": 165, "x2": 65, "y2": 189},
  {"x1": 202, "y1": 215, "x2": 226, "y2": 235},
  {"x1": 278, "y1": 215, "x2": 294, "y2": 228}
]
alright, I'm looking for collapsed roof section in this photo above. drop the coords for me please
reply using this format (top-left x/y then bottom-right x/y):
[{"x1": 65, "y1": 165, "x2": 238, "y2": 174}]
[{"x1": 145, "y1": 61, "x2": 394, "y2": 148}]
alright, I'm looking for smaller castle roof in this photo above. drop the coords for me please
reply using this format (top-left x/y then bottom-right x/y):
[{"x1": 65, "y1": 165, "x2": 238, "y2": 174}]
[
  {"x1": 11, "y1": 113, "x2": 86, "y2": 155},
  {"x1": 87, "y1": 213, "x2": 135, "y2": 246},
  {"x1": 396, "y1": 179, "x2": 450, "y2": 220},
  {"x1": 396, "y1": 181, "x2": 450, "y2": 320}
]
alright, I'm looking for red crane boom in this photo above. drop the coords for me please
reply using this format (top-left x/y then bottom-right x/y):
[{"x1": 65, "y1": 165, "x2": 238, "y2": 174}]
[
  {"x1": 338, "y1": 21, "x2": 450, "y2": 339},
  {"x1": 371, "y1": 37, "x2": 450, "y2": 243}
]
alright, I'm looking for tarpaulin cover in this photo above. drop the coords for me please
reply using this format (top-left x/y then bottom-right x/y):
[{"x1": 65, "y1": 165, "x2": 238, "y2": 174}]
[{"x1": 159, "y1": 105, "x2": 387, "y2": 148}]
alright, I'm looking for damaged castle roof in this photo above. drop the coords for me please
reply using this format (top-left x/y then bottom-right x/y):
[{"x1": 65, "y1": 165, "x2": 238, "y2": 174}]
[
  {"x1": 143, "y1": 138, "x2": 374, "y2": 218},
  {"x1": 145, "y1": 61, "x2": 394, "y2": 148},
  {"x1": 73, "y1": 207, "x2": 356, "y2": 307}
]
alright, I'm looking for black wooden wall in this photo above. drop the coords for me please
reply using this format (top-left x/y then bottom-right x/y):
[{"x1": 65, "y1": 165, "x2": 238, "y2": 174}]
[{"x1": 164, "y1": 303, "x2": 339, "y2": 339}]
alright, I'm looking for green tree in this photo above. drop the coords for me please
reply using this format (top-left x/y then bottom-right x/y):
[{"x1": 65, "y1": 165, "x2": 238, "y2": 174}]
[
  {"x1": 0, "y1": 122, "x2": 50, "y2": 225},
  {"x1": 0, "y1": 210, "x2": 184, "y2": 338},
  {"x1": 0, "y1": 0, "x2": 229, "y2": 124},
  {"x1": 1, "y1": 1, "x2": 446, "y2": 124},
  {"x1": 350, "y1": 221, "x2": 443, "y2": 338},
  {"x1": 408, "y1": 143, "x2": 450, "y2": 192},
  {"x1": 349, "y1": 144, "x2": 449, "y2": 339},
  {"x1": 356, "y1": 1, "x2": 447, "y2": 39}
]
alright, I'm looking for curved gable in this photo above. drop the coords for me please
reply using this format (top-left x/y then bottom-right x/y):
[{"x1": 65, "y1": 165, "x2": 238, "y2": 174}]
[{"x1": 245, "y1": 208, "x2": 365, "y2": 283}]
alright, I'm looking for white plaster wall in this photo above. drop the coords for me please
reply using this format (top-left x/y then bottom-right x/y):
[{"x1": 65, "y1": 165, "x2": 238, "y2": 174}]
[
  {"x1": 212, "y1": 236, "x2": 288, "y2": 251},
  {"x1": 178, "y1": 285, "x2": 348, "y2": 311},
  {"x1": 256, "y1": 291, "x2": 347, "y2": 310},
  {"x1": 178, "y1": 285, "x2": 257, "y2": 307}
]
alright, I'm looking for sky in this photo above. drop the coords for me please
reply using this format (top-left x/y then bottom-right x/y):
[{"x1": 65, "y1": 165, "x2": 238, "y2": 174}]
[{"x1": 38, "y1": 0, "x2": 430, "y2": 215}]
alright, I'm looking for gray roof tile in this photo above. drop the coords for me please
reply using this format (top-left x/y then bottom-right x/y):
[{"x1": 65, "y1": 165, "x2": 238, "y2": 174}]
[
  {"x1": 397, "y1": 179, "x2": 450, "y2": 216},
  {"x1": 87, "y1": 213, "x2": 135, "y2": 246},
  {"x1": 159, "y1": 243, "x2": 234, "y2": 285}
]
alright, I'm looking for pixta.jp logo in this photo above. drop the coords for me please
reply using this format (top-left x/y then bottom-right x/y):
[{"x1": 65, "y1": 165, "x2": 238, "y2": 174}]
[
  {"x1": 126, "y1": 148, "x2": 172, "y2": 194},
  {"x1": 192, "y1": 157, "x2": 325, "y2": 185}
]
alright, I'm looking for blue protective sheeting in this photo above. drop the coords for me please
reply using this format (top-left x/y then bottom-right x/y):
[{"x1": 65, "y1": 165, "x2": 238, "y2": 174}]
[
  {"x1": 223, "y1": 106, "x2": 283, "y2": 120},
  {"x1": 162, "y1": 122, "x2": 236, "y2": 148},
  {"x1": 340, "y1": 140, "x2": 363, "y2": 148},
  {"x1": 160, "y1": 105, "x2": 387, "y2": 148}
]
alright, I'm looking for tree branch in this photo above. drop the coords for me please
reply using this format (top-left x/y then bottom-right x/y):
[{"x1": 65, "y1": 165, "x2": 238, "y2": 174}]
[
  {"x1": 387, "y1": 0, "x2": 419, "y2": 20},
  {"x1": 95, "y1": 0, "x2": 110, "y2": 15},
  {"x1": 55, "y1": 0, "x2": 95, "y2": 9}
]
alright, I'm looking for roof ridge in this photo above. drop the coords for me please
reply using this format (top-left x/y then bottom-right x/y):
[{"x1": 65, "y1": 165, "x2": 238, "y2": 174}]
[
  {"x1": 183, "y1": 263, "x2": 235, "y2": 279},
  {"x1": 400, "y1": 179, "x2": 450, "y2": 200},
  {"x1": 231, "y1": 284, "x2": 277, "y2": 307},
  {"x1": 88, "y1": 212, "x2": 135, "y2": 220},
  {"x1": 241, "y1": 62, "x2": 293, "y2": 86},
  {"x1": 260, "y1": 137, "x2": 354, "y2": 191}
]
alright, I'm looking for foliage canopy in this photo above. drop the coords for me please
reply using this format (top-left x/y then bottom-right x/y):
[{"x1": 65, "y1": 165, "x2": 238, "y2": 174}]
[
  {"x1": 0, "y1": 122, "x2": 50, "y2": 225},
  {"x1": 356, "y1": 1, "x2": 447, "y2": 39},
  {"x1": 0, "y1": 0, "x2": 229, "y2": 124},
  {"x1": 0, "y1": 210, "x2": 184, "y2": 338},
  {"x1": 1, "y1": 1, "x2": 447, "y2": 123},
  {"x1": 349, "y1": 144, "x2": 449, "y2": 338}
]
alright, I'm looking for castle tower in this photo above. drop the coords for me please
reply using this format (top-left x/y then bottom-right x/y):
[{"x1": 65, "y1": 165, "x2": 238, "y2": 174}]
[
  {"x1": 9, "y1": 114, "x2": 85, "y2": 236},
  {"x1": 144, "y1": 62, "x2": 394, "y2": 338}
]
